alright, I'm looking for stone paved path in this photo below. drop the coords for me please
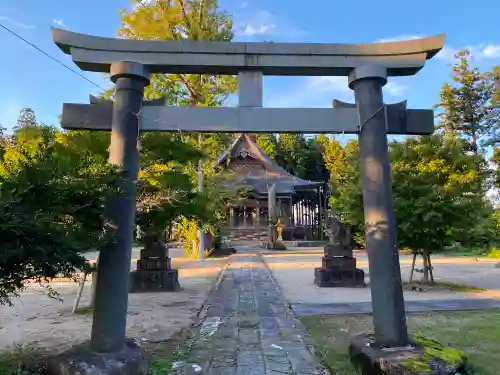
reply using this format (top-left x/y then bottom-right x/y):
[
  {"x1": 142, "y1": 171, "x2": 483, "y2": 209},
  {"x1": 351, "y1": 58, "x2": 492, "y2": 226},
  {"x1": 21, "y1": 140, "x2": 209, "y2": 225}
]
[{"x1": 175, "y1": 252, "x2": 323, "y2": 375}]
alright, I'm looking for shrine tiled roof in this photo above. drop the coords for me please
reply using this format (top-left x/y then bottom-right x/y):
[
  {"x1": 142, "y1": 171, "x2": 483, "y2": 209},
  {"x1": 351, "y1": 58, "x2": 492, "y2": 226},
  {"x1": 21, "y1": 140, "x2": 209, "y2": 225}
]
[{"x1": 217, "y1": 134, "x2": 323, "y2": 195}]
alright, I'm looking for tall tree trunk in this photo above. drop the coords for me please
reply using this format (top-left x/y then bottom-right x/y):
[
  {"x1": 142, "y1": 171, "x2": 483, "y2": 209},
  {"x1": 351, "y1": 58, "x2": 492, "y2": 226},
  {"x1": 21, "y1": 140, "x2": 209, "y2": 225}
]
[
  {"x1": 421, "y1": 251, "x2": 430, "y2": 284},
  {"x1": 409, "y1": 251, "x2": 417, "y2": 284},
  {"x1": 426, "y1": 252, "x2": 435, "y2": 285},
  {"x1": 471, "y1": 131, "x2": 478, "y2": 155},
  {"x1": 89, "y1": 260, "x2": 98, "y2": 309}
]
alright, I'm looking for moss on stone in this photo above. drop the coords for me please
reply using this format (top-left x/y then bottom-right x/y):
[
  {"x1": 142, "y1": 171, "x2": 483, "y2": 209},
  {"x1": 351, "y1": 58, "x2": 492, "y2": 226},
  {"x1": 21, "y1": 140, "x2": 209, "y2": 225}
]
[
  {"x1": 401, "y1": 336, "x2": 466, "y2": 373},
  {"x1": 414, "y1": 335, "x2": 466, "y2": 365},
  {"x1": 403, "y1": 359, "x2": 432, "y2": 373}
]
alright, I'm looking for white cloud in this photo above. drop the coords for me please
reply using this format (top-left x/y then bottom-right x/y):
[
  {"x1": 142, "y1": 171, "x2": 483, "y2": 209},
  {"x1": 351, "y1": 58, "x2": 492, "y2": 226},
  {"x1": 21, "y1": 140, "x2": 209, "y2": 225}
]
[
  {"x1": 435, "y1": 45, "x2": 459, "y2": 61},
  {"x1": 377, "y1": 35, "x2": 423, "y2": 43},
  {"x1": 385, "y1": 81, "x2": 407, "y2": 96},
  {"x1": 235, "y1": 10, "x2": 276, "y2": 37},
  {"x1": 234, "y1": 9, "x2": 308, "y2": 40},
  {"x1": 0, "y1": 16, "x2": 36, "y2": 29},
  {"x1": 238, "y1": 23, "x2": 275, "y2": 37},
  {"x1": 270, "y1": 75, "x2": 407, "y2": 108},
  {"x1": 436, "y1": 43, "x2": 500, "y2": 61},
  {"x1": 482, "y1": 44, "x2": 500, "y2": 58},
  {"x1": 308, "y1": 76, "x2": 350, "y2": 93},
  {"x1": 52, "y1": 19, "x2": 64, "y2": 27},
  {"x1": 308, "y1": 76, "x2": 406, "y2": 97},
  {"x1": 375, "y1": 35, "x2": 500, "y2": 62}
]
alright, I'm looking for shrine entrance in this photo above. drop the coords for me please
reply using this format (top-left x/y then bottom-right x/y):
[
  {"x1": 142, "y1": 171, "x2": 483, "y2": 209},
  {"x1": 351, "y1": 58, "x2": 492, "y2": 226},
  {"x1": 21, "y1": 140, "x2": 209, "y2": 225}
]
[{"x1": 52, "y1": 26, "x2": 443, "y2": 354}]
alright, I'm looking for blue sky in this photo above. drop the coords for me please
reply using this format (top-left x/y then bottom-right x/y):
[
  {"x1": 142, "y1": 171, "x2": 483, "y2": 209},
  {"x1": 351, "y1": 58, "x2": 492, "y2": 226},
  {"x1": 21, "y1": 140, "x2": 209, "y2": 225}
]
[{"x1": 1, "y1": 0, "x2": 500, "y2": 133}]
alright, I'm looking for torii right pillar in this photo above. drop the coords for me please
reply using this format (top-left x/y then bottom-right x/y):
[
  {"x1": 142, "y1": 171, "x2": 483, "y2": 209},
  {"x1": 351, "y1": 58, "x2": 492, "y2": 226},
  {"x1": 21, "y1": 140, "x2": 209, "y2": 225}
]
[{"x1": 348, "y1": 65, "x2": 409, "y2": 348}]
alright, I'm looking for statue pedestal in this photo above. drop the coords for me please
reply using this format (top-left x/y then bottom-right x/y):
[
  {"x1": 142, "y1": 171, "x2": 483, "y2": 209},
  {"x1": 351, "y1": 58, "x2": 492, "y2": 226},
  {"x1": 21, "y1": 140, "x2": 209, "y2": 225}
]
[
  {"x1": 314, "y1": 244, "x2": 365, "y2": 287},
  {"x1": 130, "y1": 245, "x2": 179, "y2": 293},
  {"x1": 266, "y1": 240, "x2": 287, "y2": 251}
]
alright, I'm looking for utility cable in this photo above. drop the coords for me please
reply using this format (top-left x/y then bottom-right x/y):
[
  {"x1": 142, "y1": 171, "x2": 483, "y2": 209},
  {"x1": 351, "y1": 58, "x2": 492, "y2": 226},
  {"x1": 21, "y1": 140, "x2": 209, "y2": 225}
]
[{"x1": 0, "y1": 22, "x2": 107, "y2": 92}]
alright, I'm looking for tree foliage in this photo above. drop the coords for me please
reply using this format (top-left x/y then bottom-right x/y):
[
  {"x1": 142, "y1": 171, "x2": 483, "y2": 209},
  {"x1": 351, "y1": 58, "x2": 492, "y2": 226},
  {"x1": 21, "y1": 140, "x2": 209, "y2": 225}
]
[
  {"x1": 391, "y1": 135, "x2": 487, "y2": 252},
  {"x1": 0, "y1": 117, "x2": 118, "y2": 304},
  {"x1": 136, "y1": 133, "x2": 208, "y2": 244},
  {"x1": 115, "y1": 0, "x2": 236, "y2": 107},
  {"x1": 436, "y1": 50, "x2": 491, "y2": 154},
  {"x1": 105, "y1": 0, "x2": 239, "y2": 253}
]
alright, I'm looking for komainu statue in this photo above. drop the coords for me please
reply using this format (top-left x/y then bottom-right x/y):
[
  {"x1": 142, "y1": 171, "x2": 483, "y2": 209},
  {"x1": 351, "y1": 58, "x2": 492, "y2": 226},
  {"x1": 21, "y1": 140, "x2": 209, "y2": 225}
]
[{"x1": 314, "y1": 215, "x2": 365, "y2": 287}]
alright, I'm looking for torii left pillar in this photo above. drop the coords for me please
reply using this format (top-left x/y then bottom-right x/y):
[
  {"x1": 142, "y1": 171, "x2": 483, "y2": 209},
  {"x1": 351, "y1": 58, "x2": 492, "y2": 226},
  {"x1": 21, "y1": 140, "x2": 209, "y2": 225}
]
[
  {"x1": 91, "y1": 62, "x2": 150, "y2": 352},
  {"x1": 49, "y1": 62, "x2": 150, "y2": 374}
]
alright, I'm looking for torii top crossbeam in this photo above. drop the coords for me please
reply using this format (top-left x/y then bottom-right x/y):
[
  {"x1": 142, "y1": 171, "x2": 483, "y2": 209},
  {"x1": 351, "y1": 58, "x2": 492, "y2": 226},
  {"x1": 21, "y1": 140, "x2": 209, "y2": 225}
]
[{"x1": 51, "y1": 27, "x2": 444, "y2": 76}]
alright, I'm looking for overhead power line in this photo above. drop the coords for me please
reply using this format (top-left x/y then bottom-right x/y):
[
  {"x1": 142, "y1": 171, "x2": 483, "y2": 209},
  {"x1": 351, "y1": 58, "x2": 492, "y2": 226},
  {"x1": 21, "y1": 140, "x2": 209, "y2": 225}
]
[{"x1": 0, "y1": 22, "x2": 106, "y2": 92}]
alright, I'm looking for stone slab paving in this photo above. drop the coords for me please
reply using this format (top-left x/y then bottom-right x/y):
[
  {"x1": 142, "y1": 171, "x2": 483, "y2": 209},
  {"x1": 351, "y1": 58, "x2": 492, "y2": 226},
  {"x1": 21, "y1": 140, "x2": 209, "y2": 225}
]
[{"x1": 174, "y1": 252, "x2": 323, "y2": 375}]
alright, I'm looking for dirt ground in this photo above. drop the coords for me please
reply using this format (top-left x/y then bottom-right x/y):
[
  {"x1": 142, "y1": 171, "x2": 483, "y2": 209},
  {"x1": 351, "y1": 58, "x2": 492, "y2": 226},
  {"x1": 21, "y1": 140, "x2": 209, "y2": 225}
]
[
  {"x1": 0, "y1": 253, "x2": 228, "y2": 354},
  {"x1": 261, "y1": 249, "x2": 500, "y2": 304}
]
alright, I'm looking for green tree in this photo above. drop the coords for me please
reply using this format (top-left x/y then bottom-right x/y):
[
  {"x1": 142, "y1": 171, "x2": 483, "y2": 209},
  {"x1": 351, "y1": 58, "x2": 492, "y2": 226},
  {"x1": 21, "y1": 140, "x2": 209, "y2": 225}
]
[
  {"x1": 115, "y1": 0, "x2": 236, "y2": 107},
  {"x1": 484, "y1": 65, "x2": 500, "y2": 158},
  {"x1": 276, "y1": 133, "x2": 305, "y2": 175},
  {"x1": 317, "y1": 134, "x2": 346, "y2": 183},
  {"x1": 323, "y1": 139, "x2": 365, "y2": 245},
  {"x1": 103, "y1": 0, "x2": 241, "y2": 254},
  {"x1": 296, "y1": 137, "x2": 329, "y2": 182},
  {"x1": 255, "y1": 133, "x2": 278, "y2": 159},
  {"x1": 436, "y1": 50, "x2": 491, "y2": 154},
  {"x1": 391, "y1": 134, "x2": 488, "y2": 283},
  {"x1": 177, "y1": 163, "x2": 245, "y2": 256},
  {"x1": 136, "y1": 133, "x2": 207, "y2": 252},
  {"x1": 15, "y1": 108, "x2": 37, "y2": 130},
  {"x1": 0, "y1": 114, "x2": 118, "y2": 304}
]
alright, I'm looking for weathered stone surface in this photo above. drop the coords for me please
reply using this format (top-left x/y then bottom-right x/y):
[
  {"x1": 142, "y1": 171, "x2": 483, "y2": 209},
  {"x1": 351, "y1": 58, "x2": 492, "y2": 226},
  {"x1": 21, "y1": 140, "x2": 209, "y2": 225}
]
[
  {"x1": 130, "y1": 242, "x2": 180, "y2": 293},
  {"x1": 175, "y1": 252, "x2": 322, "y2": 374},
  {"x1": 321, "y1": 256, "x2": 357, "y2": 269},
  {"x1": 314, "y1": 267, "x2": 365, "y2": 287},
  {"x1": 324, "y1": 244, "x2": 353, "y2": 257},
  {"x1": 46, "y1": 340, "x2": 148, "y2": 375},
  {"x1": 349, "y1": 334, "x2": 467, "y2": 375},
  {"x1": 315, "y1": 222, "x2": 366, "y2": 288},
  {"x1": 136, "y1": 258, "x2": 172, "y2": 270},
  {"x1": 266, "y1": 241, "x2": 287, "y2": 251},
  {"x1": 129, "y1": 269, "x2": 179, "y2": 292}
]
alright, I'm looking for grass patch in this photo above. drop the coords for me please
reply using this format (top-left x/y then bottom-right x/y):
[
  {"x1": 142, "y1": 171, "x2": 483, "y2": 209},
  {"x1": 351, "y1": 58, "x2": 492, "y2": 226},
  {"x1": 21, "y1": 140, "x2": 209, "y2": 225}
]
[
  {"x1": 486, "y1": 248, "x2": 500, "y2": 258},
  {"x1": 441, "y1": 246, "x2": 500, "y2": 258},
  {"x1": 143, "y1": 328, "x2": 192, "y2": 375},
  {"x1": 403, "y1": 281, "x2": 486, "y2": 293},
  {"x1": 73, "y1": 306, "x2": 94, "y2": 315},
  {"x1": 0, "y1": 345, "x2": 47, "y2": 375},
  {"x1": 301, "y1": 309, "x2": 500, "y2": 375},
  {"x1": 435, "y1": 281, "x2": 486, "y2": 293}
]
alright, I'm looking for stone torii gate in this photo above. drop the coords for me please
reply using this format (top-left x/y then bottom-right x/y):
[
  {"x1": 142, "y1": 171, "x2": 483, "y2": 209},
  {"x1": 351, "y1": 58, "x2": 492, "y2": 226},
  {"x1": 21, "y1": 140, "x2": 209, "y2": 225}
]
[{"x1": 51, "y1": 27, "x2": 444, "y2": 365}]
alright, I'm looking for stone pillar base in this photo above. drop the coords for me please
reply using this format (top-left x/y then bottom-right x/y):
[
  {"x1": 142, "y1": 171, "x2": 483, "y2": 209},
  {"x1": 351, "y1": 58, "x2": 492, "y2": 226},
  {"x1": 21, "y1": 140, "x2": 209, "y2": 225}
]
[
  {"x1": 129, "y1": 269, "x2": 180, "y2": 293},
  {"x1": 324, "y1": 243, "x2": 353, "y2": 257},
  {"x1": 314, "y1": 267, "x2": 365, "y2": 287},
  {"x1": 349, "y1": 333, "x2": 467, "y2": 375},
  {"x1": 314, "y1": 244, "x2": 366, "y2": 287},
  {"x1": 266, "y1": 241, "x2": 287, "y2": 250},
  {"x1": 46, "y1": 339, "x2": 149, "y2": 375},
  {"x1": 322, "y1": 255, "x2": 357, "y2": 269}
]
